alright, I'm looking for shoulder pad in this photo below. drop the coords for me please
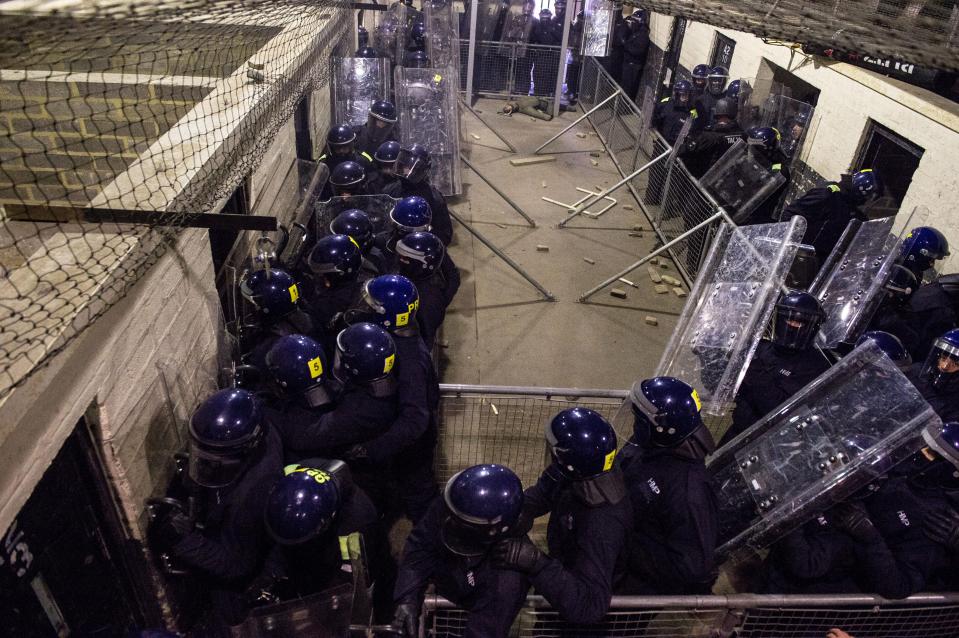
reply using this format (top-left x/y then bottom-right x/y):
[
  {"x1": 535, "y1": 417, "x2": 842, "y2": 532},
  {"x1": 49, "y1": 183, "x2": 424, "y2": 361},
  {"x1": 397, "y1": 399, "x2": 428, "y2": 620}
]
[
  {"x1": 690, "y1": 109, "x2": 698, "y2": 118},
  {"x1": 827, "y1": 184, "x2": 841, "y2": 193},
  {"x1": 660, "y1": 97, "x2": 670, "y2": 103},
  {"x1": 361, "y1": 151, "x2": 373, "y2": 161},
  {"x1": 772, "y1": 163, "x2": 782, "y2": 171}
]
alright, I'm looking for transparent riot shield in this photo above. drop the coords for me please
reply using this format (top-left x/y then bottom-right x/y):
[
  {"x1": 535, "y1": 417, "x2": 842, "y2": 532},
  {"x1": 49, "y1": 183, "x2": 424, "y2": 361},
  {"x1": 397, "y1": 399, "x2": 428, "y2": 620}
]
[
  {"x1": 425, "y1": 0, "x2": 461, "y2": 70},
  {"x1": 582, "y1": 0, "x2": 616, "y2": 57},
  {"x1": 737, "y1": 77, "x2": 792, "y2": 132},
  {"x1": 655, "y1": 218, "x2": 807, "y2": 417},
  {"x1": 332, "y1": 57, "x2": 392, "y2": 129},
  {"x1": 231, "y1": 583, "x2": 354, "y2": 638},
  {"x1": 314, "y1": 194, "x2": 398, "y2": 237},
  {"x1": 374, "y1": 1, "x2": 406, "y2": 66},
  {"x1": 810, "y1": 212, "x2": 919, "y2": 348},
  {"x1": 501, "y1": 0, "x2": 535, "y2": 57},
  {"x1": 395, "y1": 66, "x2": 462, "y2": 195},
  {"x1": 707, "y1": 340, "x2": 941, "y2": 561},
  {"x1": 699, "y1": 141, "x2": 788, "y2": 223},
  {"x1": 474, "y1": 0, "x2": 506, "y2": 42}
]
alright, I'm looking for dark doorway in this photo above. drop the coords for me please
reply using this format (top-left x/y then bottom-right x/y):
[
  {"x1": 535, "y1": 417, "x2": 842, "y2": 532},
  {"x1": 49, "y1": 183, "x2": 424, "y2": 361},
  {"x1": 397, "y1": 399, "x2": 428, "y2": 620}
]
[
  {"x1": 209, "y1": 179, "x2": 251, "y2": 278},
  {"x1": 759, "y1": 58, "x2": 821, "y2": 107},
  {"x1": 294, "y1": 95, "x2": 314, "y2": 161},
  {"x1": 854, "y1": 120, "x2": 924, "y2": 210},
  {"x1": 0, "y1": 417, "x2": 161, "y2": 636}
]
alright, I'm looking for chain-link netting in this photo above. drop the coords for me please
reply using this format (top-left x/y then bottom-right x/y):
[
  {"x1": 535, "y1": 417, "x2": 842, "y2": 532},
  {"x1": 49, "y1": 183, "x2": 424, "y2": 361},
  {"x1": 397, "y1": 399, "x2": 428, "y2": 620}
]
[
  {"x1": 460, "y1": 40, "x2": 564, "y2": 98},
  {"x1": 640, "y1": 0, "x2": 959, "y2": 71},
  {"x1": 425, "y1": 594, "x2": 959, "y2": 638},
  {"x1": 0, "y1": 0, "x2": 351, "y2": 399}
]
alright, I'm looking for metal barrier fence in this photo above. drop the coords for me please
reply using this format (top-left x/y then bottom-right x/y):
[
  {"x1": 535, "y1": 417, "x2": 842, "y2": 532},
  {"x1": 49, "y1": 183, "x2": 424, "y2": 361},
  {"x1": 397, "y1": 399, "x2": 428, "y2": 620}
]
[
  {"x1": 458, "y1": 40, "x2": 565, "y2": 99},
  {"x1": 576, "y1": 57, "x2": 722, "y2": 285},
  {"x1": 423, "y1": 593, "x2": 959, "y2": 638}
]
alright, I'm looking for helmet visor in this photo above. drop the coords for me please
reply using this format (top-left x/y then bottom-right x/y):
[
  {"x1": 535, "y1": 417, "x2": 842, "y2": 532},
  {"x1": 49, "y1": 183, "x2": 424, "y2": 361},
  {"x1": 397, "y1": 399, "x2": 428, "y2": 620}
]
[
  {"x1": 921, "y1": 338, "x2": 959, "y2": 391},
  {"x1": 188, "y1": 441, "x2": 254, "y2": 488},
  {"x1": 772, "y1": 306, "x2": 822, "y2": 350},
  {"x1": 440, "y1": 513, "x2": 497, "y2": 557},
  {"x1": 395, "y1": 149, "x2": 428, "y2": 183}
]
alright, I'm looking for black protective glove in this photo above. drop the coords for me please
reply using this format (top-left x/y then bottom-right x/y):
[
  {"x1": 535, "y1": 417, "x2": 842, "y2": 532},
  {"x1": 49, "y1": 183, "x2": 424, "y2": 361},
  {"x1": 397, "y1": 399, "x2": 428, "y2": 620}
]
[
  {"x1": 831, "y1": 501, "x2": 882, "y2": 543},
  {"x1": 153, "y1": 509, "x2": 195, "y2": 548},
  {"x1": 343, "y1": 444, "x2": 368, "y2": 461},
  {"x1": 923, "y1": 506, "x2": 959, "y2": 552},
  {"x1": 511, "y1": 509, "x2": 536, "y2": 537},
  {"x1": 492, "y1": 535, "x2": 548, "y2": 575},
  {"x1": 392, "y1": 602, "x2": 420, "y2": 638}
]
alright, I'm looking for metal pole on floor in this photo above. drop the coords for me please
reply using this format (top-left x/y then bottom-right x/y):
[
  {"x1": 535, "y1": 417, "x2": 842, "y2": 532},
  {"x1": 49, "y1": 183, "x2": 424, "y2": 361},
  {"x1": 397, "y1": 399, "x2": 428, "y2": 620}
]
[
  {"x1": 457, "y1": 96, "x2": 518, "y2": 153},
  {"x1": 447, "y1": 208, "x2": 555, "y2": 301},
  {"x1": 465, "y1": 0, "x2": 479, "y2": 103},
  {"x1": 551, "y1": 1, "x2": 575, "y2": 119},
  {"x1": 557, "y1": 147, "x2": 670, "y2": 227},
  {"x1": 534, "y1": 90, "x2": 621, "y2": 154},
  {"x1": 459, "y1": 153, "x2": 536, "y2": 227},
  {"x1": 577, "y1": 212, "x2": 722, "y2": 302}
]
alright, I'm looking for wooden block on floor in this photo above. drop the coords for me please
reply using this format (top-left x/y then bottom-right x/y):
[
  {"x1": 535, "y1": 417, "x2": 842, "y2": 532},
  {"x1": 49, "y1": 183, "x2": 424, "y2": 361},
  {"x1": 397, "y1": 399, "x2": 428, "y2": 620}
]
[
  {"x1": 583, "y1": 257, "x2": 596, "y2": 265},
  {"x1": 660, "y1": 262, "x2": 669, "y2": 270},
  {"x1": 509, "y1": 155, "x2": 557, "y2": 166},
  {"x1": 536, "y1": 245, "x2": 549, "y2": 252},
  {"x1": 647, "y1": 266, "x2": 662, "y2": 283},
  {"x1": 610, "y1": 288, "x2": 628, "y2": 299},
  {"x1": 576, "y1": 132, "x2": 588, "y2": 138},
  {"x1": 650, "y1": 257, "x2": 659, "y2": 265},
  {"x1": 673, "y1": 287, "x2": 687, "y2": 297},
  {"x1": 654, "y1": 284, "x2": 669, "y2": 294},
  {"x1": 662, "y1": 275, "x2": 682, "y2": 286},
  {"x1": 623, "y1": 205, "x2": 634, "y2": 211},
  {"x1": 645, "y1": 315, "x2": 658, "y2": 326}
]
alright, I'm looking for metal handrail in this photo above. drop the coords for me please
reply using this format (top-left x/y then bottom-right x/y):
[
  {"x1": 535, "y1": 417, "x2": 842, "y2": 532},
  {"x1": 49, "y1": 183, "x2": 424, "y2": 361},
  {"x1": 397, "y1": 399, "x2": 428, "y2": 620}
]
[
  {"x1": 425, "y1": 592, "x2": 959, "y2": 610},
  {"x1": 439, "y1": 383, "x2": 628, "y2": 399}
]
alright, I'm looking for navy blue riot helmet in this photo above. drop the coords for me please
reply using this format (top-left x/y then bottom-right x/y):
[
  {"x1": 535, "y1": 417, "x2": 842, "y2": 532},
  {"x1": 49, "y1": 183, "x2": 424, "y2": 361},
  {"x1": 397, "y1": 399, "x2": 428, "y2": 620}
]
[
  {"x1": 630, "y1": 377, "x2": 704, "y2": 448},
  {"x1": 396, "y1": 231, "x2": 445, "y2": 280},
  {"x1": 884, "y1": 264, "x2": 919, "y2": 303},
  {"x1": 356, "y1": 44, "x2": 379, "y2": 58},
  {"x1": 772, "y1": 290, "x2": 825, "y2": 350},
  {"x1": 330, "y1": 209, "x2": 374, "y2": 252},
  {"x1": 920, "y1": 328, "x2": 959, "y2": 392},
  {"x1": 390, "y1": 195, "x2": 432, "y2": 233},
  {"x1": 546, "y1": 408, "x2": 618, "y2": 480},
  {"x1": 308, "y1": 234, "x2": 362, "y2": 286},
  {"x1": 240, "y1": 268, "x2": 300, "y2": 318},
  {"x1": 849, "y1": 168, "x2": 880, "y2": 203},
  {"x1": 265, "y1": 334, "x2": 332, "y2": 407},
  {"x1": 672, "y1": 80, "x2": 694, "y2": 107},
  {"x1": 440, "y1": 464, "x2": 524, "y2": 556},
  {"x1": 188, "y1": 388, "x2": 264, "y2": 488},
  {"x1": 265, "y1": 461, "x2": 343, "y2": 544},
  {"x1": 910, "y1": 422, "x2": 959, "y2": 492},
  {"x1": 747, "y1": 126, "x2": 781, "y2": 153},
  {"x1": 899, "y1": 226, "x2": 950, "y2": 280},
  {"x1": 691, "y1": 64, "x2": 711, "y2": 91},
  {"x1": 369, "y1": 99, "x2": 398, "y2": 124},
  {"x1": 374, "y1": 140, "x2": 401, "y2": 169},
  {"x1": 361, "y1": 274, "x2": 420, "y2": 331},
  {"x1": 405, "y1": 50, "x2": 429, "y2": 68},
  {"x1": 409, "y1": 21, "x2": 427, "y2": 50},
  {"x1": 855, "y1": 330, "x2": 912, "y2": 370},
  {"x1": 330, "y1": 161, "x2": 366, "y2": 195},
  {"x1": 395, "y1": 144, "x2": 432, "y2": 184},
  {"x1": 725, "y1": 79, "x2": 744, "y2": 99},
  {"x1": 334, "y1": 322, "x2": 397, "y2": 390},
  {"x1": 707, "y1": 66, "x2": 729, "y2": 95},
  {"x1": 327, "y1": 123, "x2": 357, "y2": 156}
]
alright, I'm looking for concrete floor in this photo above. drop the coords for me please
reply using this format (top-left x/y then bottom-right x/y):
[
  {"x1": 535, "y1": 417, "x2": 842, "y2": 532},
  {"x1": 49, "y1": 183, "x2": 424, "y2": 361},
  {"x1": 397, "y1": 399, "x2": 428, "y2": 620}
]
[{"x1": 437, "y1": 98, "x2": 687, "y2": 390}]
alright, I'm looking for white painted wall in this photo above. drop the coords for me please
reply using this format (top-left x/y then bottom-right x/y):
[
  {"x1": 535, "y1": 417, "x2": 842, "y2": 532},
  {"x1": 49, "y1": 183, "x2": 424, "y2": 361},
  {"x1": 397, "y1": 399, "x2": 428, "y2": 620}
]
[{"x1": 669, "y1": 19, "x2": 959, "y2": 270}]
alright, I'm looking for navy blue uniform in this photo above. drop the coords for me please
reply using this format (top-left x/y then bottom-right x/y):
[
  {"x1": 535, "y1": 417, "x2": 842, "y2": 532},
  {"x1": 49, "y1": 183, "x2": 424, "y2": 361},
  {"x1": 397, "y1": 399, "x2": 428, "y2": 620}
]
[
  {"x1": 244, "y1": 310, "x2": 317, "y2": 374},
  {"x1": 354, "y1": 123, "x2": 400, "y2": 157},
  {"x1": 908, "y1": 282, "x2": 957, "y2": 361},
  {"x1": 679, "y1": 123, "x2": 745, "y2": 179},
  {"x1": 319, "y1": 151, "x2": 374, "y2": 199},
  {"x1": 404, "y1": 258, "x2": 461, "y2": 350},
  {"x1": 302, "y1": 278, "x2": 364, "y2": 348},
  {"x1": 762, "y1": 511, "x2": 862, "y2": 594},
  {"x1": 870, "y1": 297, "x2": 922, "y2": 360},
  {"x1": 384, "y1": 180, "x2": 454, "y2": 246},
  {"x1": 366, "y1": 168, "x2": 398, "y2": 196},
  {"x1": 740, "y1": 149, "x2": 791, "y2": 225},
  {"x1": 651, "y1": 98, "x2": 700, "y2": 146},
  {"x1": 781, "y1": 183, "x2": 864, "y2": 271},
  {"x1": 722, "y1": 340, "x2": 832, "y2": 446},
  {"x1": 394, "y1": 499, "x2": 529, "y2": 638},
  {"x1": 618, "y1": 23, "x2": 649, "y2": 101},
  {"x1": 170, "y1": 428, "x2": 284, "y2": 625},
  {"x1": 521, "y1": 465, "x2": 631, "y2": 623},
  {"x1": 617, "y1": 443, "x2": 718, "y2": 594},
  {"x1": 363, "y1": 329, "x2": 440, "y2": 522}
]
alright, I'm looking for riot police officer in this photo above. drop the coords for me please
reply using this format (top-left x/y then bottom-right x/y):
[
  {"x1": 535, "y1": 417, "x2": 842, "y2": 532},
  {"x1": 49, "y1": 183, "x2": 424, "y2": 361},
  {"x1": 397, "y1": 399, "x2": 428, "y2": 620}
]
[
  {"x1": 854, "y1": 330, "x2": 912, "y2": 371},
  {"x1": 355, "y1": 100, "x2": 400, "y2": 156},
  {"x1": 395, "y1": 231, "x2": 460, "y2": 349},
  {"x1": 319, "y1": 124, "x2": 374, "y2": 175},
  {"x1": 721, "y1": 291, "x2": 831, "y2": 446},
  {"x1": 384, "y1": 144, "x2": 454, "y2": 245},
  {"x1": 322, "y1": 160, "x2": 369, "y2": 201},
  {"x1": 618, "y1": 377, "x2": 719, "y2": 595},
  {"x1": 909, "y1": 328, "x2": 959, "y2": 422},
  {"x1": 899, "y1": 226, "x2": 950, "y2": 282},
  {"x1": 492, "y1": 408, "x2": 631, "y2": 623},
  {"x1": 737, "y1": 126, "x2": 790, "y2": 225},
  {"x1": 347, "y1": 275, "x2": 440, "y2": 522},
  {"x1": 330, "y1": 208, "x2": 384, "y2": 275},
  {"x1": 680, "y1": 97, "x2": 744, "y2": 179},
  {"x1": 238, "y1": 268, "x2": 315, "y2": 374},
  {"x1": 303, "y1": 234, "x2": 364, "y2": 340},
  {"x1": 781, "y1": 169, "x2": 882, "y2": 271},
  {"x1": 151, "y1": 388, "x2": 283, "y2": 628},
  {"x1": 617, "y1": 11, "x2": 650, "y2": 101},
  {"x1": 918, "y1": 422, "x2": 959, "y2": 590},
  {"x1": 651, "y1": 79, "x2": 700, "y2": 146},
  {"x1": 908, "y1": 273, "x2": 959, "y2": 360},
  {"x1": 781, "y1": 110, "x2": 810, "y2": 160},
  {"x1": 391, "y1": 465, "x2": 529, "y2": 637},
  {"x1": 368, "y1": 140, "x2": 401, "y2": 195},
  {"x1": 376, "y1": 194, "x2": 433, "y2": 269},
  {"x1": 355, "y1": 26, "x2": 379, "y2": 58},
  {"x1": 869, "y1": 265, "x2": 922, "y2": 359},
  {"x1": 690, "y1": 63, "x2": 711, "y2": 96},
  {"x1": 700, "y1": 65, "x2": 729, "y2": 124}
]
